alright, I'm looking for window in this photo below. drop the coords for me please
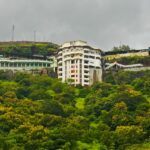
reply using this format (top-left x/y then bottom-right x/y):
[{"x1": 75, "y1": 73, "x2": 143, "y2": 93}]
[
  {"x1": 5, "y1": 63, "x2": 8, "y2": 67},
  {"x1": 84, "y1": 60, "x2": 88, "y2": 64},
  {"x1": 84, "y1": 55, "x2": 88, "y2": 58},
  {"x1": 71, "y1": 54, "x2": 74, "y2": 58},
  {"x1": 89, "y1": 56, "x2": 95, "y2": 59},
  {"x1": 84, "y1": 65, "x2": 88, "y2": 68},
  {"x1": 71, "y1": 60, "x2": 75, "y2": 63},
  {"x1": 71, "y1": 70, "x2": 75, "y2": 73},
  {"x1": 43, "y1": 63, "x2": 46, "y2": 67},
  {"x1": 14, "y1": 63, "x2": 17, "y2": 67},
  {"x1": 22, "y1": 63, "x2": 25, "y2": 67},
  {"x1": 26, "y1": 63, "x2": 29, "y2": 67},
  {"x1": 84, "y1": 70, "x2": 89, "y2": 73},
  {"x1": 84, "y1": 75, "x2": 89, "y2": 78},
  {"x1": 84, "y1": 50, "x2": 89, "y2": 53},
  {"x1": 9, "y1": 63, "x2": 13, "y2": 67},
  {"x1": 89, "y1": 66, "x2": 94, "y2": 68}
]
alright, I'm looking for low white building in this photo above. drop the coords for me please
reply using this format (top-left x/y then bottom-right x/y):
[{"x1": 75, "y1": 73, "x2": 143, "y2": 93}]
[
  {"x1": 57, "y1": 40, "x2": 102, "y2": 86},
  {"x1": 0, "y1": 58, "x2": 53, "y2": 73},
  {"x1": 105, "y1": 62, "x2": 150, "y2": 71}
]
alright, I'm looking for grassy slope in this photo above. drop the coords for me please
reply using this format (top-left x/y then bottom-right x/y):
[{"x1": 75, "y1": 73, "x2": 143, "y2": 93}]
[
  {"x1": 0, "y1": 41, "x2": 59, "y2": 58},
  {"x1": 0, "y1": 41, "x2": 58, "y2": 48}
]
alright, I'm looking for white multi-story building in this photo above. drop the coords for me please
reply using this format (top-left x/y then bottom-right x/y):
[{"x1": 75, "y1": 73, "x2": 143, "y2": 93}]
[{"x1": 57, "y1": 40, "x2": 102, "y2": 86}]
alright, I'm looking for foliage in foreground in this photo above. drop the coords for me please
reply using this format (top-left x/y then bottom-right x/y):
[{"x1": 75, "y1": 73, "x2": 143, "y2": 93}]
[{"x1": 0, "y1": 70, "x2": 150, "y2": 150}]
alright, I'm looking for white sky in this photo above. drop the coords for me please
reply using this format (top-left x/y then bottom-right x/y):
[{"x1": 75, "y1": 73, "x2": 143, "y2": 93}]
[{"x1": 0, "y1": 0, "x2": 150, "y2": 50}]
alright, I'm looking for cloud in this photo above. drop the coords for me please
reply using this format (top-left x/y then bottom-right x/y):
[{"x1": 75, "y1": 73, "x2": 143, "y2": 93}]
[{"x1": 0, "y1": 0, "x2": 150, "y2": 50}]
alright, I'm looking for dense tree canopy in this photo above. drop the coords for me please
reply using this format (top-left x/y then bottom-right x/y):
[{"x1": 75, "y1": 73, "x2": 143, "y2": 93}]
[
  {"x1": 112, "y1": 45, "x2": 130, "y2": 52},
  {"x1": 0, "y1": 42, "x2": 59, "y2": 59},
  {"x1": 0, "y1": 70, "x2": 150, "y2": 150}
]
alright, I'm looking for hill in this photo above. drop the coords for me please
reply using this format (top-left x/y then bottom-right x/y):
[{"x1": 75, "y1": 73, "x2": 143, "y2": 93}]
[
  {"x1": 106, "y1": 55, "x2": 150, "y2": 66},
  {"x1": 0, "y1": 41, "x2": 59, "y2": 59},
  {"x1": 0, "y1": 70, "x2": 149, "y2": 150}
]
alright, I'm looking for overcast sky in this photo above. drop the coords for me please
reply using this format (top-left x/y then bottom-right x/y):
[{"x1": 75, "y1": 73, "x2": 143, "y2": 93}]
[{"x1": 0, "y1": 0, "x2": 150, "y2": 50}]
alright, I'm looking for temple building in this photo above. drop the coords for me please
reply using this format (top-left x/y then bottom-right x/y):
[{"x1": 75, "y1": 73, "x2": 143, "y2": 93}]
[{"x1": 57, "y1": 40, "x2": 102, "y2": 86}]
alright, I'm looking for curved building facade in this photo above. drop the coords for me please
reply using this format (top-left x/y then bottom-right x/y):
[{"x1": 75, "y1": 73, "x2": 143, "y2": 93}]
[{"x1": 57, "y1": 40, "x2": 102, "y2": 86}]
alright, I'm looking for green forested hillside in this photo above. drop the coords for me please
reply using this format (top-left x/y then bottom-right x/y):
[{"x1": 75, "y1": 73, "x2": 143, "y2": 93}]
[
  {"x1": 0, "y1": 70, "x2": 150, "y2": 150},
  {"x1": 0, "y1": 41, "x2": 59, "y2": 58}
]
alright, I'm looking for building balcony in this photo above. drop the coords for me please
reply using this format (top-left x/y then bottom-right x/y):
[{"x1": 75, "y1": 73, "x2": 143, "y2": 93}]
[
  {"x1": 63, "y1": 51, "x2": 84, "y2": 56},
  {"x1": 58, "y1": 66, "x2": 63, "y2": 69},
  {"x1": 84, "y1": 72, "x2": 89, "y2": 76},
  {"x1": 57, "y1": 55, "x2": 62, "y2": 59},
  {"x1": 83, "y1": 69, "x2": 89, "y2": 72},
  {"x1": 58, "y1": 60, "x2": 62, "y2": 64},
  {"x1": 63, "y1": 56, "x2": 83, "y2": 61}
]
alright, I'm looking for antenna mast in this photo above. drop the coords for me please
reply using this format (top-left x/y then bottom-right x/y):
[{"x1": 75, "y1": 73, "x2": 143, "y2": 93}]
[
  {"x1": 12, "y1": 25, "x2": 15, "y2": 42},
  {"x1": 34, "y1": 30, "x2": 36, "y2": 43}
]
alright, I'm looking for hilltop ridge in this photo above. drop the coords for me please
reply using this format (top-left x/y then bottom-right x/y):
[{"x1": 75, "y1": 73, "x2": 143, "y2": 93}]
[{"x1": 0, "y1": 41, "x2": 59, "y2": 59}]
